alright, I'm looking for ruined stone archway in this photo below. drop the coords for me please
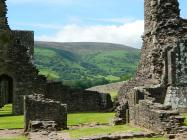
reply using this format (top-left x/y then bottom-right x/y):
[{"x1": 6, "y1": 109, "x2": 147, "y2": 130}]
[{"x1": 0, "y1": 74, "x2": 13, "y2": 108}]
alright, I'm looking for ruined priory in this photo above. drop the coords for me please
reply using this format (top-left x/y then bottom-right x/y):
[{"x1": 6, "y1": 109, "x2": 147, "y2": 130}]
[{"x1": 0, "y1": 0, "x2": 187, "y2": 136}]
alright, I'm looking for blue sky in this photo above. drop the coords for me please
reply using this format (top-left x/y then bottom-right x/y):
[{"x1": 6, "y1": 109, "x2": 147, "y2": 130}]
[{"x1": 6, "y1": 0, "x2": 187, "y2": 48}]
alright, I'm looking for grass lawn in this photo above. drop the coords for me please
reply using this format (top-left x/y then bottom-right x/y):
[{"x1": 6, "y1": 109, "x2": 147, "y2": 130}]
[
  {"x1": 0, "y1": 104, "x2": 12, "y2": 115},
  {"x1": 0, "y1": 105, "x2": 115, "y2": 129},
  {"x1": 0, "y1": 104, "x2": 168, "y2": 140},
  {"x1": 183, "y1": 113, "x2": 187, "y2": 125},
  {"x1": 65, "y1": 125, "x2": 142, "y2": 139},
  {"x1": 0, "y1": 104, "x2": 24, "y2": 129},
  {"x1": 68, "y1": 112, "x2": 115, "y2": 126}
]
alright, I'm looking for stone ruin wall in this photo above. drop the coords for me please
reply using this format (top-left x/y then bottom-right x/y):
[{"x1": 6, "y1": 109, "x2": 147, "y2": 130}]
[
  {"x1": 115, "y1": 0, "x2": 187, "y2": 134},
  {"x1": 24, "y1": 94, "x2": 67, "y2": 132},
  {"x1": 0, "y1": 29, "x2": 47, "y2": 115},
  {"x1": 45, "y1": 82, "x2": 113, "y2": 112},
  {"x1": 120, "y1": 87, "x2": 187, "y2": 134},
  {"x1": 136, "y1": 0, "x2": 182, "y2": 86}
]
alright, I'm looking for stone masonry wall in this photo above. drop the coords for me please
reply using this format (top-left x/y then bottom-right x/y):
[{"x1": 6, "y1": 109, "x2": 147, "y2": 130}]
[
  {"x1": 132, "y1": 99, "x2": 186, "y2": 134},
  {"x1": 0, "y1": 30, "x2": 47, "y2": 115},
  {"x1": 24, "y1": 94, "x2": 67, "y2": 132},
  {"x1": 115, "y1": 86, "x2": 187, "y2": 134},
  {"x1": 45, "y1": 82, "x2": 113, "y2": 112},
  {"x1": 115, "y1": 1, "x2": 187, "y2": 132}
]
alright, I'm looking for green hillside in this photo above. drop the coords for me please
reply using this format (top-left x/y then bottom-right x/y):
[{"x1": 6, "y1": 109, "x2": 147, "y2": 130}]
[{"x1": 34, "y1": 41, "x2": 140, "y2": 89}]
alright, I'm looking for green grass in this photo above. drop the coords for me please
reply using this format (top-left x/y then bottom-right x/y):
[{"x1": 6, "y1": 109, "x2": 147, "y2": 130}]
[
  {"x1": 35, "y1": 47, "x2": 57, "y2": 58},
  {"x1": 1, "y1": 105, "x2": 167, "y2": 140},
  {"x1": 0, "y1": 104, "x2": 24, "y2": 129},
  {"x1": 65, "y1": 125, "x2": 142, "y2": 138},
  {"x1": 183, "y1": 113, "x2": 187, "y2": 125},
  {"x1": 105, "y1": 75, "x2": 120, "y2": 82},
  {"x1": 0, "y1": 136, "x2": 27, "y2": 140},
  {"x1": 0, "y1": 105, "x2": 115, "y2": 129},
  {"x1": 0, "y1": 115, "x2": 24, "y2": 129},
  {"x1": 68, "y1": 112, "x2": 115, "y2": 126},
  {"x1": 109, "y1": 91, "x2": 118, "y2": 101},
  {"x1": 0, "y1": 104, "x2": 12, "y2": 115},
  {"x1": 39, "y1": 68, "x2": 60, "y2": 80}
]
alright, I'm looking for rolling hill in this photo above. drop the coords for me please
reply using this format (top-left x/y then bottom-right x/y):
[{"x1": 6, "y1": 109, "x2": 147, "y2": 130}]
[{"x1": 34, "y1": 41, "x2": 140, "y2": 89}]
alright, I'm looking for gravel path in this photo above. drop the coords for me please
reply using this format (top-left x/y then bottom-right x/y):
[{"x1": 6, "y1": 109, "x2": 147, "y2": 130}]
[
  {"x1": 28, "y1": 131, "x2": 70, "y2": 140},
  {"x1": 0, "y1": 129, "x2": 24, "y2": 138}
]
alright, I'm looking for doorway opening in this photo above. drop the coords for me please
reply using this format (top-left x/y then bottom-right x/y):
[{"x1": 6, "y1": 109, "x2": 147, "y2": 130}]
[{"x1": 0, "y1": 75, "x2": 13, "y2": 109}]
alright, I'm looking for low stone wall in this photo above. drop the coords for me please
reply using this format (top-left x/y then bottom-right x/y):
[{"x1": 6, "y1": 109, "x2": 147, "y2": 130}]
[
  {"x1": 87, "y1": 81, "x2": 126, "y2": 93},
  {"x1": 115, "y1": 86, "x2": 187, "y2": 134},
  {"x1": 132, "y1": 100, "x2": 186, "y2": 134},
  {"x1": 24, "y1": 94, "x2": 67, "y2": 132},
  {"x1": 45, "y1": 82, "x2": 113, "y2": 112}
]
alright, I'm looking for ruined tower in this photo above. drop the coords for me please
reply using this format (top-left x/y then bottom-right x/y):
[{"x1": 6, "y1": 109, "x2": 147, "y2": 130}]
[
  {"x1": 0, "y1": 0, "x2": 46, "y2": 115},
  {"x1": 115, "y1": 0, "x2": 187, "y2": 134},
  {"x1": 136, "y1": 0, "x2": 181, "y2": 85}
]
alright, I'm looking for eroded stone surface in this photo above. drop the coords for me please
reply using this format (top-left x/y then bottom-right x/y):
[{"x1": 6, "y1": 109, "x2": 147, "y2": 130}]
[
  {"x1": 24, "y1": 94, "x2": 67, "y2": 132},
  {"x1": 115, "y1": 0, "x2": 187, "y2": 134}
]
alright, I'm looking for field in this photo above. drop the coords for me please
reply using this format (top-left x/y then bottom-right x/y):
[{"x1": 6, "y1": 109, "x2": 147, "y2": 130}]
[
  {"x1": 0, "y1": 104, "x2": 172, "y2": 140},
  {"x1": 35, "y1": 42, "x2": 140, "y2": 89}
]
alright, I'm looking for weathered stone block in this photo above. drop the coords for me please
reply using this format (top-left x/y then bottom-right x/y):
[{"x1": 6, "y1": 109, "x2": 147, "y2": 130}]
[{"x1": 24, "y1": 94, "x2": 67, "y2": 132}]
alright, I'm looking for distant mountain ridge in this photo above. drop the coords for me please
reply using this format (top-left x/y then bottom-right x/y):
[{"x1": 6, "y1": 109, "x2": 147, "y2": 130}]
[{"x1": 34, "y1": 41, "x2": 140, "y2": 89}]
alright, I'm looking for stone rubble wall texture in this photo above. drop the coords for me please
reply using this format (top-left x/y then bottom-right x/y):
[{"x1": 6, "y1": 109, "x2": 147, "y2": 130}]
[
  {"x1": 45, "y1": 82, "x2": 113, "y2": 112},
  {"x1": 115, "y1": 0, "x2": 187, "y2": 134},
  {"x1": 0, "y1": 29, "x2": 47, "y2": 115},
  {"x1": 24, "y1": 94, "x2": 67, "y2": 132}
]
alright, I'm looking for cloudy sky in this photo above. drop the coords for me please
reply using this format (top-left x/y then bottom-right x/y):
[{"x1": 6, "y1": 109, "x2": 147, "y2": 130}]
[{"x1": 6, "y1": 0, "x2": 187, "y2": 48}]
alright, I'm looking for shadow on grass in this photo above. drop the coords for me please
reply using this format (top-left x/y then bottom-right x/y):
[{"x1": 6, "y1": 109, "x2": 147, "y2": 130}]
[{"x1": 0, "y1": 114, "x2": 14, "y2": 117}]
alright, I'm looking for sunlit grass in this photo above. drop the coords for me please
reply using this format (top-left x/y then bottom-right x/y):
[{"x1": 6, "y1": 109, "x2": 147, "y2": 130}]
[
  {"x1": 109, "y1": 91, "x2": 118, "y2": 101},
  {"x1": 65, "y1": 125, "x2": 142, "y2": 139},
  {"x1": 68, "y1": 112, "x2": 115, "y2": 126},
  {"x1": 183, "y1": 113, "x2": 187, "y2": 125},
  {"x1": 0, "y1": 105, "x2": 167, "y2": 140},
  {"x1": 0, "y1": 104, "x2": 12, "y2": 115}
]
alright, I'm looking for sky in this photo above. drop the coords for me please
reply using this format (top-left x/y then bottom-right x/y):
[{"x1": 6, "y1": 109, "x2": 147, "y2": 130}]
[{"x1": 6, "y1": 0, "x2": 187, "y2": 48}]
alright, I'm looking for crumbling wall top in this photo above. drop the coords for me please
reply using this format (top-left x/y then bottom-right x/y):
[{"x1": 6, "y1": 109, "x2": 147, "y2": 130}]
[
  {"x1": 144, "y1": 0, "x2": 180, "y2": 34},
  {"x1": 0, "y1": 0, "x2": 10, "y2": 30}
]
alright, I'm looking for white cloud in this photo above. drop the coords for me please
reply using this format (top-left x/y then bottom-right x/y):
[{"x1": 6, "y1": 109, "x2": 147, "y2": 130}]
[
  {"x1": 37, "y1": 20, "x2": 144, "y2": 48},
  {"x1": 8, "y1": 0, "x2": 73, "y2": 4},
  {"x1": 86, "y1": 18, "x2": 135, "y2": 24}
]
